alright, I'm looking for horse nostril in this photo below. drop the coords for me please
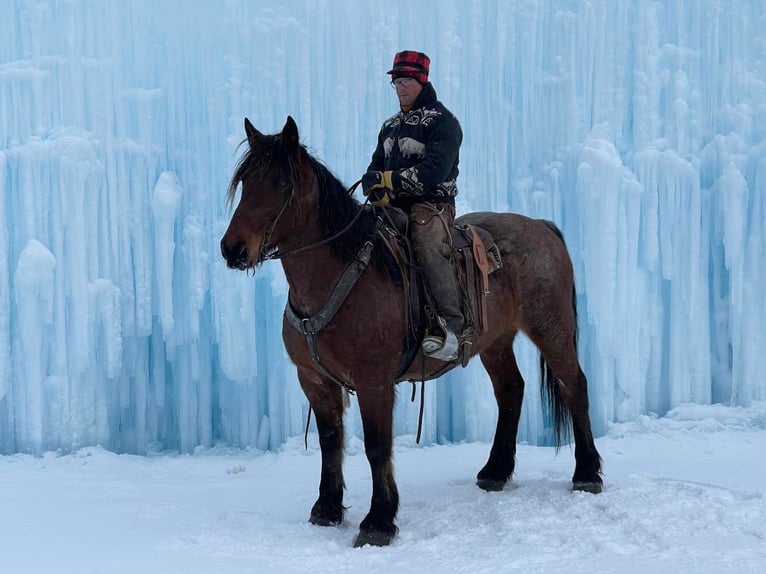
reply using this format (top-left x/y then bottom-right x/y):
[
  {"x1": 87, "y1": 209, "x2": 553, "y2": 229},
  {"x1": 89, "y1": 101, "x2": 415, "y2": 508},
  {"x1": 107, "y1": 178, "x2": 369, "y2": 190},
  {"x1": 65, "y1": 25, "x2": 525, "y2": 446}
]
[{"x1": 221, "y1": 239, "x2": 249, "y2": 268}]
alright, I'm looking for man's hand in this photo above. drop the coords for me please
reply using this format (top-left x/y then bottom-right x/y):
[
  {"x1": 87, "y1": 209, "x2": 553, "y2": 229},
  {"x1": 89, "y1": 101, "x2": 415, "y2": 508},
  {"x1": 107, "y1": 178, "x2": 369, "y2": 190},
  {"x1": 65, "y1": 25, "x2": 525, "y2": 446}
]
[
  {"x1": 362, "y1": 170, "x2": 394, "y2": 195},
  {"x1": 362, "y1": 170, "x2": 394, "y2": 207},
  {"x1": 368, "y1": 188, "x2": 390, "y2": 207}
]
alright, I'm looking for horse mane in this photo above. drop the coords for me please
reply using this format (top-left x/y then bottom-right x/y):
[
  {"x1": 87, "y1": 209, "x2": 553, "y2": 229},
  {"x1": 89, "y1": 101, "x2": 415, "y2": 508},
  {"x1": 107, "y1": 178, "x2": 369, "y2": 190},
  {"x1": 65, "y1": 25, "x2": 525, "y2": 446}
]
[
  {"x1": 227, "y1": 134, "x2": 381, "y2": 266},
  {"x1": 309, "y1": 156, "x2": 383, "y2": 263}
]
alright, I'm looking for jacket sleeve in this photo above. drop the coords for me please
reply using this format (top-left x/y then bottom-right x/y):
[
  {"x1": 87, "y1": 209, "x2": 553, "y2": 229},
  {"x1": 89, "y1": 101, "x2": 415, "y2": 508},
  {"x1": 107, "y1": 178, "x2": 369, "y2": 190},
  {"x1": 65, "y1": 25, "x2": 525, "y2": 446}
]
[
  {"x1": 366, "y1": 126, "x2": 386, "y2": 172},
  {"x1": 394, "y1": 111, "x2": 462, "y2": 197}
]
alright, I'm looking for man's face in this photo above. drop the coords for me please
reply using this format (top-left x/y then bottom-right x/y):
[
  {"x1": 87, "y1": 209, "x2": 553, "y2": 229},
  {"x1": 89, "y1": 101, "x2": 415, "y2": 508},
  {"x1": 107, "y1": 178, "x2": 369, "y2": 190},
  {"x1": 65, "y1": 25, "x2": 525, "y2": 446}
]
[{"x1": 392, "y1": 76, "x2": 423, "y2": 110}]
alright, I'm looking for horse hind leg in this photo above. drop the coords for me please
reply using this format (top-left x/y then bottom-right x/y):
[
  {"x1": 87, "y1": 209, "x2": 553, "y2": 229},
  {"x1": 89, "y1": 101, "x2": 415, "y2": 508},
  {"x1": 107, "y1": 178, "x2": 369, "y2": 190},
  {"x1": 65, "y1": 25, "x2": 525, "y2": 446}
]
[
  {"x1": 477, "y1": 332, "x2": 525, "y2": 491},
  {"x1": 536, "y1": 343, "x2": 603, "y2": 493},
  {"x1": 299, "y1": 371, "x2": 347, "y2": 526},
  {"x1": 353, "y1": 384, "x2": 399, "y2": 548},
  {"x1": 565, "y1": 367, "x2": 603, "y2": 493}
]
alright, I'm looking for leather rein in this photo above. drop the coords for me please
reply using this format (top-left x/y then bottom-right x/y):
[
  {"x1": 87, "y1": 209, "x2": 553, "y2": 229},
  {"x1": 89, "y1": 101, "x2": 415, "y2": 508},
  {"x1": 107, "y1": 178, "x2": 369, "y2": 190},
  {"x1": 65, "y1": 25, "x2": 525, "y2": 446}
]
[{"x1": 259, "y1": 179, "x2": 366, "y2": 262}]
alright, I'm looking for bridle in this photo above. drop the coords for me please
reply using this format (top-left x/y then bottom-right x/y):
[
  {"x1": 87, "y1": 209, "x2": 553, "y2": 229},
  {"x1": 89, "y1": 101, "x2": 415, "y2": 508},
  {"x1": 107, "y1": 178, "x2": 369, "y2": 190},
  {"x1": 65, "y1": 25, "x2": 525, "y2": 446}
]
[{"x1": 258, "y1": 177, "x2": 368, "y2": 261}]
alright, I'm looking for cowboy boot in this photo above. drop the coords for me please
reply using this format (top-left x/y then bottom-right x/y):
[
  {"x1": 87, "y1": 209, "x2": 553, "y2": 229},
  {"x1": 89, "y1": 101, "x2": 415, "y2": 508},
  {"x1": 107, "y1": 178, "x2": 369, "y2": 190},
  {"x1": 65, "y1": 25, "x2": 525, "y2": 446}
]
[{"x1": 420, "y1": 256, "x2": 464, "y2": 361}]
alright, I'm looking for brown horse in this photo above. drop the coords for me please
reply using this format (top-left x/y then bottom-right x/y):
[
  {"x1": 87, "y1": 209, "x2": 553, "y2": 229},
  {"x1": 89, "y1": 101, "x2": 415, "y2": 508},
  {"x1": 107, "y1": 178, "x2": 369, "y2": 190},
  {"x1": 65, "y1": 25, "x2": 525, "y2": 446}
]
[{"x1": 220, "y1": 116, "x2": 602, "y2": 548}]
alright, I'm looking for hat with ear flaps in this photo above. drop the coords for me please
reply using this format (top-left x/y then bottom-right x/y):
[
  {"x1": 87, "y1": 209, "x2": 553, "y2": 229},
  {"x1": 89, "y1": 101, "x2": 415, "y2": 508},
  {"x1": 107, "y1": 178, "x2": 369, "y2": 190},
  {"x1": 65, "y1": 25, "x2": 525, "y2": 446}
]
[{"x1": 387, "y1": 50, "x2": 430, "y2": 85}]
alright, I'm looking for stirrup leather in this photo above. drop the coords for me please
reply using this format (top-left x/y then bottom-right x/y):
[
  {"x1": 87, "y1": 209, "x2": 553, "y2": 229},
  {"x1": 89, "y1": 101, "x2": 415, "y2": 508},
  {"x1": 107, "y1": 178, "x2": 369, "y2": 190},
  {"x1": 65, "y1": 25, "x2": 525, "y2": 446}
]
[{"x1": 422, "y1": 317, "x2": 459, "y2": 361}]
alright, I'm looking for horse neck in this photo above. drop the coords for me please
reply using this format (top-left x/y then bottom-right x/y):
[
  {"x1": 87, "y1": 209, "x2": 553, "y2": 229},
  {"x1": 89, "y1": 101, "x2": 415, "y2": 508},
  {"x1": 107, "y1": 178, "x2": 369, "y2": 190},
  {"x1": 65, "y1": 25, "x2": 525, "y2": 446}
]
[
  {"x1": 279, "y1": 222, "x2": 352, "y2": 319},
  {"x1": 278, "y1": 162, "x2": 368, "y2": 317}
]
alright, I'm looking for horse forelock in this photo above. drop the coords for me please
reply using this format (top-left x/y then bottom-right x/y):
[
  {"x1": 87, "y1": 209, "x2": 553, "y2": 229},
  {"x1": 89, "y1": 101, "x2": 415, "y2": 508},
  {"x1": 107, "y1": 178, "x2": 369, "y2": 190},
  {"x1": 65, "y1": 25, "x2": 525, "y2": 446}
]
[{"x1": 226, "y1": 134, "x2": 302, "y2": 209}]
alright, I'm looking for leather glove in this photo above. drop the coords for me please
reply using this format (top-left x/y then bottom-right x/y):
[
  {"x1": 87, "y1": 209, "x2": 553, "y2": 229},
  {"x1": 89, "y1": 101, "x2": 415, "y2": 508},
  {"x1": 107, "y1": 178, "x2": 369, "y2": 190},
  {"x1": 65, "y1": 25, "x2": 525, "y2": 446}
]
[
  {"x1": 362, "y1": 170, "x2": 394, "y2": 207},
  {"x1": 368, "y1": 188, "x2": 390, "y2": 207}
]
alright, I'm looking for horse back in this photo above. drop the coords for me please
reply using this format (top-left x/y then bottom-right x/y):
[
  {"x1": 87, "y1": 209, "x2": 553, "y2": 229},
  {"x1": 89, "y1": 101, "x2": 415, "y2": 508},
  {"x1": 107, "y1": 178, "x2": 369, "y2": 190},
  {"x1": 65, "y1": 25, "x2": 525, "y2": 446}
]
[
  {"x1": 455, "y1": 211, "x2": 577, "y2": 343},
  {"x1": 456, "y1": 212, "x2": 574, "y2": 282}
]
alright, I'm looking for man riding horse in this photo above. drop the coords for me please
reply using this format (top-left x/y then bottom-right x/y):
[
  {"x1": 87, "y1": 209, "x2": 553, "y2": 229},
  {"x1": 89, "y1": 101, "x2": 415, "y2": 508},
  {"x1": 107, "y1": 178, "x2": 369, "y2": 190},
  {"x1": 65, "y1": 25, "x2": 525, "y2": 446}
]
[{"x1": 362, "y1": 50, "x2": 464, "y2": 361}]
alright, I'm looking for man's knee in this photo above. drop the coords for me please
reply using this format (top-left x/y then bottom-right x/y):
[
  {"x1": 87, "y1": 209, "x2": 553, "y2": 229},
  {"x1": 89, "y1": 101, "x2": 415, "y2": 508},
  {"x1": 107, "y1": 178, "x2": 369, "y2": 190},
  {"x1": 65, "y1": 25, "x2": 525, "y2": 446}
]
[
  {"x1": 413, "y1": 241, "x2": 451, "y2": 265},
  {"x1": 409, "y1": 203, "x2": 454, "y2": 257}
]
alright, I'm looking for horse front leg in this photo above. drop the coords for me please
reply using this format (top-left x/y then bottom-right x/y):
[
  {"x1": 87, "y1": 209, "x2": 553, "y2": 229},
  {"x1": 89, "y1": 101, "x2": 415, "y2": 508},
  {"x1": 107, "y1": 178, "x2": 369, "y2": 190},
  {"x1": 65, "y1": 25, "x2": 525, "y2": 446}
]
[
  {"x1": 353, "y1": 384, "x2": 399, "y2": 548},
  {"x1": 299, "y1": 370, "x2": 346, "y2": 526}
]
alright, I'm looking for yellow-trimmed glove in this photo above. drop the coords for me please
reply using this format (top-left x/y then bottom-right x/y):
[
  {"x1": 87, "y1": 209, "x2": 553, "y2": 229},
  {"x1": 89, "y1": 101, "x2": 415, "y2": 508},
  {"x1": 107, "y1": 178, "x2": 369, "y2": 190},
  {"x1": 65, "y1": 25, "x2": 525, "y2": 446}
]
[
  {"x1": 379, "y1": 170, "x2": 394, "y2": 190},
  {"x1": 361, "y1": 170, "x2": 395, "y2": 204},
  {"x1": 370, "y1": 189, "x2": 390, "y2": 207}
]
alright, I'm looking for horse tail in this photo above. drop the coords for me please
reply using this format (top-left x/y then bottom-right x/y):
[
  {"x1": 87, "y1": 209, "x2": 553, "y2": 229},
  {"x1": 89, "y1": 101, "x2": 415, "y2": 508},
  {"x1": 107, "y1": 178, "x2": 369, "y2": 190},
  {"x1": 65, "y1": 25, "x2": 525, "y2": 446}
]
[{"x1": 538, "y1": 220, "x2": 575, "y2": 450}]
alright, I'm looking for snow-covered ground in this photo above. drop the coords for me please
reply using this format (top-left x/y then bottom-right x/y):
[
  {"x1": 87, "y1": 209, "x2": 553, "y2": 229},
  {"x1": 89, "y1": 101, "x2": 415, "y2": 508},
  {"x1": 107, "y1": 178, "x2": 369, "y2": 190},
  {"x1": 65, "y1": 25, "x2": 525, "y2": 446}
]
[{"x1": 1, "y1": 403, "x2": 764, "y2": 574}]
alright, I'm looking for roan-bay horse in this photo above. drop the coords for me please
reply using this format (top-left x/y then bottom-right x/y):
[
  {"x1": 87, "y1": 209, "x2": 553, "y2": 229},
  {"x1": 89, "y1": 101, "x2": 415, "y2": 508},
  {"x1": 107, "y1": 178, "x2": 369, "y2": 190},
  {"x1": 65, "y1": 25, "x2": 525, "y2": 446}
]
[{"x1": 220, "y1": 116, "x2": 603, "y2": 548}]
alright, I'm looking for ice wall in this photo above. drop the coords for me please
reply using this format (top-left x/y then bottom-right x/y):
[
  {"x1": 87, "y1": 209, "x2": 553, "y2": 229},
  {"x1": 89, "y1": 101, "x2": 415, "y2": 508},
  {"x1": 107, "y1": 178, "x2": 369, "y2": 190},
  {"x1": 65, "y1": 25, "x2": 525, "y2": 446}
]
[{"x1": 0, "y1": 0, "x2": 764, "y2": 454}]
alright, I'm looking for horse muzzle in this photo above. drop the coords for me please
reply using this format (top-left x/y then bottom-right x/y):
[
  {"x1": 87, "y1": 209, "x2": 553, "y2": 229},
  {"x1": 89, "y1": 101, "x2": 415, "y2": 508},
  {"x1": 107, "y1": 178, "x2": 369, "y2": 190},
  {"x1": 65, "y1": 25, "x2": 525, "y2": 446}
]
[{"x1": 220, "y1": 238, "x2": 251, "y2": 270}]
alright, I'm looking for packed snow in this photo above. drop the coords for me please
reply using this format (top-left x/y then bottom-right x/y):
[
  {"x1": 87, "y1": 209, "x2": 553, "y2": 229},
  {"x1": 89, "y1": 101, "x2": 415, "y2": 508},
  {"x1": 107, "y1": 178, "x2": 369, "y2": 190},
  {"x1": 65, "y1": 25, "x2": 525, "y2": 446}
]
[{"x1": 1, "y1": 402, "x2": 764, "y2": 573}]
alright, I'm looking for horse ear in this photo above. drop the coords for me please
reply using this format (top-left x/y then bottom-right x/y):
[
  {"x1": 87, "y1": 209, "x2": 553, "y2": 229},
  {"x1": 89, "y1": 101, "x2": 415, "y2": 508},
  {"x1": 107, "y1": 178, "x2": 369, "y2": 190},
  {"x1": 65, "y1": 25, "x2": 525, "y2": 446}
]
[
  {"x1": 282, "y1": 116, "x2": 300, "y2": 154},
  {"x1": 244, "y1": 117, "x2": 262, "y2": 148}
]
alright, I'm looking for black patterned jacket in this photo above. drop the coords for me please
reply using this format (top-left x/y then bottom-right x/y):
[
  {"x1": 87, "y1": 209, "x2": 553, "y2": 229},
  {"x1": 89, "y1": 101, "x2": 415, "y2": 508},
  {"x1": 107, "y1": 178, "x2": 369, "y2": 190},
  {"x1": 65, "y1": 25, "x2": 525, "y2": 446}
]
[{"x1": 366, "y1": 82, "x2": 462, "y2": 209}]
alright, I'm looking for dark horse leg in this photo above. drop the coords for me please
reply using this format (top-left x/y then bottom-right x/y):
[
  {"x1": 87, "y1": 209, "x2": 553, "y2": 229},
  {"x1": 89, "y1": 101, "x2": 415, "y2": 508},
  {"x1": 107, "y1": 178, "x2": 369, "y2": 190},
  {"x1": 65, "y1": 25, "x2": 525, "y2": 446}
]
[
  {"x1": 476, "y1": 332, "x2": 525, "y2": 491},
  {"x1": 557, "y1": 363, "x2": 603, "y2": 492},
  {"x1": 532, "y1": 336, "x2": 603, "y2": 493},
  {"x1": 299, "y1": 370, "x2": 346, "y2": 526},
  {"x1": 353, "y1": 384, "x2": 399, "y2": 548}
]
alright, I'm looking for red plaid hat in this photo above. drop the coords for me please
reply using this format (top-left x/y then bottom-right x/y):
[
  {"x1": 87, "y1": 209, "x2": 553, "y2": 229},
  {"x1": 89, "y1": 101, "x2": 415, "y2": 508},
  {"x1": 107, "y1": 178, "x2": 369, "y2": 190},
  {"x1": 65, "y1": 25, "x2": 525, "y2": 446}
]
[{"x1": 387, "y1": 50, "x2": 430, "y2": 85}]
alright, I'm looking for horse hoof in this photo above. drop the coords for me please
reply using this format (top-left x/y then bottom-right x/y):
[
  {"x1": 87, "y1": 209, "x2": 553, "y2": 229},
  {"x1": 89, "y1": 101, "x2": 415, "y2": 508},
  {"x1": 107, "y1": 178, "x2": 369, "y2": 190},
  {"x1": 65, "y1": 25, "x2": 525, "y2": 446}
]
[
  {"x1": 309, "y1": 504, "x2": 344, "y2": 526},
  {"x1": 310, "y1": 514, "x2": 342, "y2": 527},
  {"x1": 572, "y1": 481, "x2": 603, "y2": 494},
  {"x1": 476, "y1": 477, "x2": 506, "y2": 492},
  {"x1": 352, "y1": 528, "x2": 397, "y2": 548}
]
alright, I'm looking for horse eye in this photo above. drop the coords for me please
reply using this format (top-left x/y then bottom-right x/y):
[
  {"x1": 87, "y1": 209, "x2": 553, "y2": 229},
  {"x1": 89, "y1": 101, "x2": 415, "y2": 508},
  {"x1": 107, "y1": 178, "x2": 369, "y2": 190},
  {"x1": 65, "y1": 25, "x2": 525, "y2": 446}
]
[{"x1": 277, "y1": 175, "x2": 291, "y2": 189}]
